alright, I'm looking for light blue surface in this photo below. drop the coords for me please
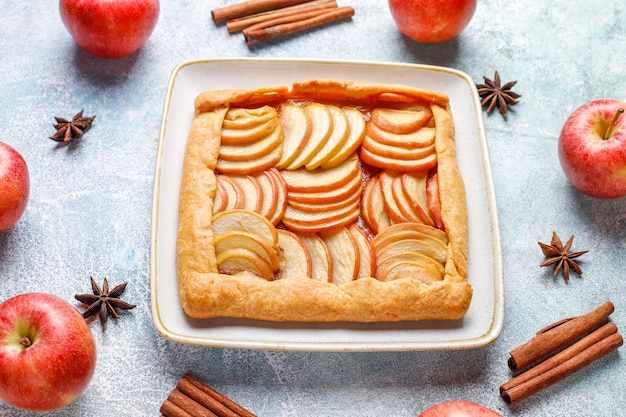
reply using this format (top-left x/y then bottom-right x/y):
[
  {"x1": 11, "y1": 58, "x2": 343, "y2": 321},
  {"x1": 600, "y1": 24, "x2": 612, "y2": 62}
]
[{"x1": 1, "y1": 1, "x2": 625, "y2": 416}]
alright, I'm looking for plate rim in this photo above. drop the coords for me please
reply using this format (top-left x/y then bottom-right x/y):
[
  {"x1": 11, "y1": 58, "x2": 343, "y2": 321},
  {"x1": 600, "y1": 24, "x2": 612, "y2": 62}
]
[{"x1": 150, "y1": 57, "x2": 504, "y2": 352}]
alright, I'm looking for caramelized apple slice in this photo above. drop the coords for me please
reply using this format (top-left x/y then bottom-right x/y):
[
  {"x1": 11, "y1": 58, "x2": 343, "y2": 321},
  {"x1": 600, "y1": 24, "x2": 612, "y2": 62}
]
[
  {"x1": 212, "y1": 209, "x2": 278, "y2": 246},
  {"x1": 370, "y1": 108, "x2": 432, "y2": 134},
  {"x1": 298, "y1": 232, "x2": 332, "y2": 282},
  {"x1": 276, "y1": 229, "x2": 312, "y2": 279},
  {"x1": 319, "y1": 226, "x2": 359, "y2": 285},
  {"x1": 373, "y1": 221, "x2": 448, "y2": 245},
  {"x1": 375, "y1": 238, "x2": 446, "y2": 265}
]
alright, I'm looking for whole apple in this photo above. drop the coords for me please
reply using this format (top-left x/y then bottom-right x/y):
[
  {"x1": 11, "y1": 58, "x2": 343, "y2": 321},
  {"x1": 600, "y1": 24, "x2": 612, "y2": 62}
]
[
  {"x1": 0, "y1": 141, "x2": 29, "y2": 233},
  {"x1": 0, "y1": 293, "x2": 97, "y2": 411},
  {"x1": 418, "y1": 400, "x2": 502, "y2": 417},
  {"x1": 558, "y1": 99, "x2": 626, "y2": 199},
  {"x1": 388, "y1": 0, "x2": 476, "y2": 44},
  {"x1": 60, "y1": 0, "x2": 160, "y2": 59}
]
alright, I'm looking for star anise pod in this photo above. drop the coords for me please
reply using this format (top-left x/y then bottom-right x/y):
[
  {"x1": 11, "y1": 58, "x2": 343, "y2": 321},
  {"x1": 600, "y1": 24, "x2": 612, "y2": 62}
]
[
  {"x1": 476, "y1": 71, "x2": 521, "y2": 119},
  {"x1": 538, "y1": 231, "x2": 588, "y2": 282},
  {"x1": 75, "y1": 277, "x2": 136, "y2": 330},
  {"x1": 50, "y1": 110, "x2": 95, "y2": 142}
]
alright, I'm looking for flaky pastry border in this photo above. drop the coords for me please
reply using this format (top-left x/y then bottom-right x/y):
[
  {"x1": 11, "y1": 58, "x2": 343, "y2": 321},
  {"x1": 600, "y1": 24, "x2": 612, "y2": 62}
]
[{"x1": 176, "y1": 80, "x2": 472, "y2": 322}]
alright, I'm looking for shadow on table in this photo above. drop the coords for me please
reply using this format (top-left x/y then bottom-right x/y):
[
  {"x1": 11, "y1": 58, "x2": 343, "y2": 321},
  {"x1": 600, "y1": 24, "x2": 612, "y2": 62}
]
[{"x1": 68, "y1": 44, "x2": 144, "y2": 87}]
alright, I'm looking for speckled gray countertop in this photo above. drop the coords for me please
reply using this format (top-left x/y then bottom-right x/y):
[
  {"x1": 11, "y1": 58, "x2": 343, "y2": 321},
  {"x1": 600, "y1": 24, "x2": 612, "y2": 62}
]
[{"x1": 1, "y1": 1, "x2": 625, "y2": 416}]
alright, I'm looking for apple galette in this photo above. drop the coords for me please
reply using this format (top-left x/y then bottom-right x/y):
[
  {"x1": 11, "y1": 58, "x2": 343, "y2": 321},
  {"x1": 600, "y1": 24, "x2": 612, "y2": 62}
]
[{"x1": 176, "y1": 80, "x2": 472, "y2": 322}]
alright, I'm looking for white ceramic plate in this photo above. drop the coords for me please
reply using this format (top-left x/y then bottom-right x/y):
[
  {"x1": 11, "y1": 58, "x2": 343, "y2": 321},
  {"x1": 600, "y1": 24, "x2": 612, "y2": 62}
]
[{"x1": 150, "y1": 58, "x2": 503, "y2": 352}]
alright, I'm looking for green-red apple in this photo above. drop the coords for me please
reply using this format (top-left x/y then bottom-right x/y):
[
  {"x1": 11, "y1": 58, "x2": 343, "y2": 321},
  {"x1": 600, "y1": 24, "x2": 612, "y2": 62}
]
[
  {"x1": 558, "y1": 99, "x2": 626, "y2": 199},
  {"x1": 388, "y1": 0, "x2": 476, "y2": 44},
  {"x1": 0, "y1": 141, "x2": 29, "y2": 233},
  {"x1": 0, "y1": 293, "x2": 97, "y2": 411}
]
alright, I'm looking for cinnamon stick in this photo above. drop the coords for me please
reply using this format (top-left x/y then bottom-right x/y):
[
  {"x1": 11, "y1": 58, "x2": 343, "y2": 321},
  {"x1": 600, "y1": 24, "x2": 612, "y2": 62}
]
[
  {"x1": 182, "y1": 374, "x2": 257, "y2": 417},
  {"x1": 168, "y1": 388, "x2": 219, "y2": 417},
  {"x1": 161, "y1": 399, "x2": 194, "y2": 417},
  {"x1": 213, "y1": 0, "x2": 314, "y2": 24},
  {"x1": 243, "y1": 7, "x2": 336, "y2": 33},
  {"x1": 507, "y1": 301, "x2": 614, "y2": 372},
  {"x1": 244, "y1": 6, "x2": 354, "y2": 46},
  {"x1": 500, "y1": 329, "x2": 622, "y2": 404},
  {"x1": 227, "y1": 0, "x2": 337, "y2": 33},
  {"x1": 177, "y1": 375, "x2": 256, "y2": 417}
]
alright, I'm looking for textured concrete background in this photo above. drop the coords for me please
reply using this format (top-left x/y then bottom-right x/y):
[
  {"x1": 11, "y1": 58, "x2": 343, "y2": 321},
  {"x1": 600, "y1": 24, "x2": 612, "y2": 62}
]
[{"x1": 1, "y1": 0, "x2": 625, "y2": 416}]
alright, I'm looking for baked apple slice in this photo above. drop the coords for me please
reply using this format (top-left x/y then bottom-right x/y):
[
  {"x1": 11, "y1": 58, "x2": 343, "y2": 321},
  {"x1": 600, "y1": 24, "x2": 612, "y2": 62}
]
[
  {"x1": 281, "y1": 153, "x2": 360, "y2": 193},
  {"x1": 366, "y1": 122, "x2": 436, "y2": 148},
  {"x1": 220, "y1": 117, "x2": 279, "y2": 146},
  {"x1": 254, "y1": 170, "x2": 279, "y2": 222},
  {"x1": 265, "y1": 167, "x2": 288, "y2": 225},
  {"x1": 222, "y1": 105, "x2": 277, "y2": 130},
  {"x1": 399, "y1": 171, "x2": 436, "y2": 227},
  {"x1": 227, "y1": 175, "x2": 263, "y2": 213},
  {"x1": 298, "y1": 232, "x2": 332, "y2": 282},
  {"x1": 348, "y1": 224, "x2": 376, "y2": 279},
  {"x1": 216, "y1": 143, "x2": 282, "y2": 175},
  {"x1": 370, "y1": 107, "x2": 432, "y2": 134},
  {"x1": 215, "y1": 176, "x2": 245, "y2": 211},
  {"x1": 322, "y1": 106, "x2": 366, "y2": 169},
  {"x1": 287, "y1": 170, "x2": 362, "y2": 205},
  {"x1": 276, "y1": 229, "x2": 312, "y2": 279},
  {"x1": 212, "y1": 209, "x2": 278, "y2": 246},
  {"x1": 276, "y1": 104, "x2": 311, "y2": 169},
  {"x1": 361, "y1": 175, "x2": 392, "y2": 234},
  {"x1": 214, "y1": 230, "x2": 280, "y2": 271},
  {"x1": 305, "y1": 105, "x2": 350, "y2": 170},
  {"x1": 283, "y1": 200, "x2": 360, "y2": 233},
  {"x1": 285, "y1": 103, "x2": 333, "y2": 170},
  {"x1": 319, "y1": 226, "x2": 359, "y2": 285},
  {"x1": 216, "y1": 247, "x2": 275, "y2": 281},
  {"x1": 218, "y1": 123, "x2": 282, "y2": 161}
]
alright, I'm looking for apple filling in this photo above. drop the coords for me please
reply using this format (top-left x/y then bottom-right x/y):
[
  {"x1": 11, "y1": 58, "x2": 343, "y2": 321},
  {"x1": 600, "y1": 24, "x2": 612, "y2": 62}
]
[{"x1": 177, "y1": 80, "x2": 472, "y2": 322}]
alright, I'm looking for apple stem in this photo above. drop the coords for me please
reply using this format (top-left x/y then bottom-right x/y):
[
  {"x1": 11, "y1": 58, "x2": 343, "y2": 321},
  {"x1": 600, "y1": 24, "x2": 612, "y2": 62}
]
[
  {"x1": 19, "y1": 336, "x2": 32, "y2": 348},
  {"x1": 604, "y1": 108, "x2": 624, "y2": 140}
]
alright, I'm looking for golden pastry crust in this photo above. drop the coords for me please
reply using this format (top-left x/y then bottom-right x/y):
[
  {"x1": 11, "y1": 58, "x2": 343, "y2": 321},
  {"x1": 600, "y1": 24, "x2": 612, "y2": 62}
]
[{"x1": 177, "y1": 80, "x2": 472, "y2": 322}]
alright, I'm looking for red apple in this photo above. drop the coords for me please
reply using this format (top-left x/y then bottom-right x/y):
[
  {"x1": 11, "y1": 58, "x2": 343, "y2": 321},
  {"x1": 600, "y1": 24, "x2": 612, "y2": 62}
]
[
  {"x1": 388, "y1": 0, "x2": 477, "y2": 44},
  {"x1": 0, "y1": 141, "x2": 29, "y2": 233},
  {"x1": 0, "y1": 293, "x2": 97, "y2": 411},
  {"x1": 558, "y1": 99, "x2": 626, "y2": 199},
  {"x1": 418, "y1": 400, "x2": 502, "y2": 417},
  {"x1": 59, "y1": 0, "x2": 160, "y2": 59}
]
